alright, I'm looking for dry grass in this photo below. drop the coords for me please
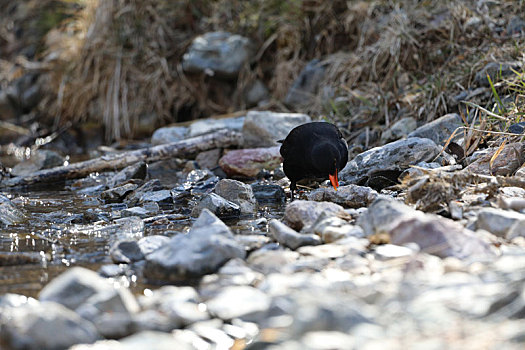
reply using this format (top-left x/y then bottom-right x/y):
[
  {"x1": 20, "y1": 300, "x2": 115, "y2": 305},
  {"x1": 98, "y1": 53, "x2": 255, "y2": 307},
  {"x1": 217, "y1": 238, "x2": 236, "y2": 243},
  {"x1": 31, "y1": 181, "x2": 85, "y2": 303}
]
[{"x1": 2, "y1": 0, "x2": 525, "y2": 143}]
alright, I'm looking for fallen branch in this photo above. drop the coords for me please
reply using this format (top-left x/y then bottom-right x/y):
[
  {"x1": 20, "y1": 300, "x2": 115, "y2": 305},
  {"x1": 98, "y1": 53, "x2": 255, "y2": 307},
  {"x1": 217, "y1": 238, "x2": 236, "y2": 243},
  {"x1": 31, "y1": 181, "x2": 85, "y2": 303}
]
[{"x1": 2, "y1": 129, "x2": 243, "y2": 188}]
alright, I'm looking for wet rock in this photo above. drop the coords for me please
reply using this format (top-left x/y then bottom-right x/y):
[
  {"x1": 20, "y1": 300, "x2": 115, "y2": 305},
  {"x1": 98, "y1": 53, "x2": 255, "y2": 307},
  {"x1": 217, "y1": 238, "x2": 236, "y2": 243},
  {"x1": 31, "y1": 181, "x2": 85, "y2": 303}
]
[
  {"x1": 476, "y1": 208, "x2": 525, "y2": 239},
  {"x1": 242, "y1": 111, "x2": 311, "y2": 148},
  {"x1": 284, "y1": 59, "x2": 327, "y2": 108},
  {"x1": 138, "y1": 189, "x2": 173, "y2": 208},
  {"x1": 213, "y1": 179, "x2": 257, "y2": 214},
  {"x1": 144, "y1": 209, "x2": 246, "y2": 282},
  {"x1": 207, "y1": 286, "x2": 271, "y2": 322},
  {"x1": 107, "y1": 161, "x2": 148, "y2": 188},
  {"x1": 307, "y1": 184, "x2": 378, "y2": 208},
  {"x1": 475, "y1": 62, "x2": 520, "y2": 87},
  {"x1": 11, "y1": 149, "x2": 64, "y2": 177},
  {"x1": 108, "y1": 216, "x2": 145, "y2": 240},
  {"x1": 466, "y1": 142, "x2": 524, "y2": 176},
  {"x1": 110, "y1": 240, "x2": 144, "y2": 263},
  {"x1": 101, "y1": 181, "x2": 141, "y2": 203},
  {"x1": 124, "y1": 179, "x2": 165, "y2": 206},
  {"x1": 188, "y1": 116, "x2": 245, "y2": 138},
  {"x1": 381, "y1": 117, "x2": 417, "y2": 142},
  {"x1": 196, "y1": 148, "x2": 222, "y2": 169},
  {"x1": 312, "y1": 215, "x2": 365, "y2": 243},
  {"x1": 147, "y1": 159, "x2": 182, "y2": 187},
  {"x1": 407, "y1": 113, "x2": 463, "y2": 145},
  {"x1": 121, "y1": 206, "x2": 148, "y2": 218},
  {"x1": 219, "y1": 146, "x2": 282, "y2": 177},
  {"x1": 151, "y1": 126, "x2": 188, "y2": 145},
  {"x1": 39, "y1": 267, "x2": 114, "y2": 310},
  {"x1": 340, "y1": 137, "x2": 441, "y2": 184},
  {"x1": 245, "y1": 79, "x2": 269, "y2": 107},
  {"x1": 284, "y1": 200, "x2": 346, "y2": 231},
  {"x1": 269, "y1": 219, "x2": 321, "y2": 250},
  {"x1": 182, "y1": 31, "x2": 254, "y2": 79},
  {"x1": 0, "y1": 301, "x2": 100, "y2": 350},
  {"x1": 191, "y1": 192, "x2": 241, "y2": 219},
  {"x1": 251, "y1": 183, "x2": 286, "y2": 203},
  {"x1": 0, "y1": 194, "x2": 25, "y2": 225},
  {"x1": 76, "y1": 287, "x2": 140, "y2": 339}
]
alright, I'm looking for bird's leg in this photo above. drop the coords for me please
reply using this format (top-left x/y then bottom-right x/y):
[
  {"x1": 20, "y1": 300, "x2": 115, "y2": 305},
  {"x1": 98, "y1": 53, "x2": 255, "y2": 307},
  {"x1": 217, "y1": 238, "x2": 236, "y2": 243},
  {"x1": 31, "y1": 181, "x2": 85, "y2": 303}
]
[{"x1": 290, "y1": 181, "x2": 297, "y2": 201}]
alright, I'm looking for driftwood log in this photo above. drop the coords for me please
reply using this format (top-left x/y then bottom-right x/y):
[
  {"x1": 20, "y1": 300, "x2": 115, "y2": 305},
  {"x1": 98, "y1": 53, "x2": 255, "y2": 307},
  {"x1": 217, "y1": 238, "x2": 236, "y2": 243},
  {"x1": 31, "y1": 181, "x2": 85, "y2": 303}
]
[{"x1": 2, "y1": 129, "x2": 243, "y2": 188}]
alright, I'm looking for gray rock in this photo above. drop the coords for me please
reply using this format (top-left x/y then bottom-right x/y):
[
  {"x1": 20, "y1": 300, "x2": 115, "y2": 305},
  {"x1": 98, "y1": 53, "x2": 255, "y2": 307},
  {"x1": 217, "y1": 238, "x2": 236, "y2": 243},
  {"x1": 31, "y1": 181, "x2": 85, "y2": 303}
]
[
  {"x1": 307, "y1": 184, "x2": 378, "y2": 208},
  {"x1": 39, "y1": 267, "x2": 114, "y2": 310},
  {"x1": 191, "y1": 192, "x2": 241, "y2": 219},
  {"x1": 188, "y1": 319, "x2": 234, "y2": 348},
  {"x1": 109, "y1": 216, "x2": 145, "y2": 241},
  {"x1": 110, "y1": 240, "x2": 144, "y2": 263},
  {"x1": 242, "y1": 111, "x2": 311, "y2": 148},
  {"x1": 407, "y1": 113, "x2": 463, "y2": 145},
  {"x1": 70, "y1": 331, "x2": 194, "y2": 350},
  {"x1": 390, "y1": 214, "x2": 495, "y2": 260},
  {"x1": 151, "y1": 126, "x2": 188, "y2": 145},
  {"x1": 245, "y1": 79, "x2": 270, "y2": 107},
  {"x1": 284, "y1": 59, "x2": 327, "y2": 108},
  {"x1": 357, "y1": 198, "x2": 422, "y2": 236},
  {"x1": 76, "y1": 288, "x2": 140, "y2": 339},
  {"x1": 466, "y1": 143, "x2": 525, "y2": 176},
  {"x1": 144, "y1": 209, "x2": 246, "y2": 282},
  {"x1": 11, "y1": 149, "x2": 64, "y2": 176},
  {"x1": 124, "y1": 179, "x2": 165, "y2": 206},
  {"x1": 374, "y1": 244, "x2": 416, "y2": 260},
  {"x1": 101, "y1": 182, "x2": 141, "y2": 203},
  {"x1": 107, "y1": 162, "x2": 148, "y2": 188},
  {"x1": 219, "y1": 146, "x2": 282, "y2": 177},
  {"x1": 269, "y1": 219, "x2": 322, "y2": 250},
  {"x1": 0, "y1": 301, "x2": 100, "y2": 350},
  {"x1": 0, "y1": 194, "x2": 25, "y2": 225},
  {"x1": 311, "y1": 215, "x2": 365, "y2": 243},
  {"x1": 182, "y1": 31, "x2": 254, "y2": 79},
  {"x1": 475, "y1": 62, "x2": 519, "y2": 87},
  {"x1": 214, "y1": 179, "x2": 257, "y2": 213},
  {"x1": 284, "y1": 200, "x2": 346, "y2": 231},
  {"x1": 121, "y1": 206, "x2": 149, "y2": 218},
  {"x1": 251, "y1": 183, "x2": 286, "y2": 203},
  {"x1": 340, "y1": 137, "x2": 441, "y2": 184},
  {"x1": 476, "y1": 208, "x2": 525, "y2": 239},
  {"x1": 507, "y1": 16, "x2": 525, "y2": 35},
  {"x1": 200, "y1": 258, "x2": 264, "y2": 293},
  {"x1": 206, "y1": 286, "x2": 271, "y2": 321},
  {"x1": 381, "y1": 117, "x2": 418, "y2": 142},
  {"x1": 139, "y1": 189, "x2": 173, "y2": 207},
  {"x1": 236, "y1": 234, "x2": 272, "y2": 251},
  {"x1": 247, "y1": 249, "x2": 300, "y2": 274},
  {"x1": 195, "y1": 148, "x2": 222, "y2": 169},
  {"x1": 137, "y1": 235, "x2": 171, "y2": 256},
  {"x1": 188, "y1": 116, "x2": 245, "y2": 138}
]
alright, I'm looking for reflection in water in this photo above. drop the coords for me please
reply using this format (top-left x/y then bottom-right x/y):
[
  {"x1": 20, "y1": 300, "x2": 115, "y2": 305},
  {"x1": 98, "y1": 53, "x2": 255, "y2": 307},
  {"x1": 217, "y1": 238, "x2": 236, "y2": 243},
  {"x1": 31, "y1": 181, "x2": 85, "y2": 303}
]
[{"x1": 0, "y1": 189, "x2": 285, "y2": 297}]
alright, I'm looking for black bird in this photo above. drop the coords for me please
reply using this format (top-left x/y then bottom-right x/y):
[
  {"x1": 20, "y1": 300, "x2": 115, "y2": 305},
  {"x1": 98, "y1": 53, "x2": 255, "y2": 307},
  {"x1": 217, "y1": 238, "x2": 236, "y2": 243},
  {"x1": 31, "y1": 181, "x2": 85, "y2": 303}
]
[{"x1": 280, "y1": 122, "x2": 348, "y2": 200}]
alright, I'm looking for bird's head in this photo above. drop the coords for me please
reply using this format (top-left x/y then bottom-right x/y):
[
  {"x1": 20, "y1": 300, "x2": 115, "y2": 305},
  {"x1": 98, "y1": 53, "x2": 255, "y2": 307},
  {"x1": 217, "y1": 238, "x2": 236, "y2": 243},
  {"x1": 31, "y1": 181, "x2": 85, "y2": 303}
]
[{"x1": 313, "y1": 143, "x2": 341, "y2": 191}]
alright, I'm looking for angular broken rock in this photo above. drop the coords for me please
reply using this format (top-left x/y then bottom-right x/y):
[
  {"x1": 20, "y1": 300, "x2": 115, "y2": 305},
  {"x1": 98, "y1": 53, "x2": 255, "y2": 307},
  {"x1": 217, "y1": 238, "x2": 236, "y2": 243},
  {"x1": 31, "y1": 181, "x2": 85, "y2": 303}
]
[
  {"x1": 466, "y1": 142, "x2": 525, "y2": 176},
  {"x1": 476, "y1": 207, "x2": 525, "y2": 239},
  {"x1": 0, "y1": 194, "x2": 25, "y2": 225},
  {"x1": 269, "y1": 219, "x2": 321, "y2": 250},
  {"x1": 242, "y1": 111, "x2": 311, "y2": 148},
  {"x1": 191, "y1": 192, "x2": 241, "y2": 219},
  {"x1": 407, "y1": 113, "x2": 463, "y2": 146},
  {"x1": 219, "y1": 146, "x2": 282, "y2": 177},
  {"x1": 390, "y1": 215, "x2": 495, "y2": 260},
  {"x1": 307, "y1": 184, "x2": 378, "y2": 209},
  {"x1": 144, "y1": 209, "x2": 246, "y2": 282},
  {"x1": 340, "y1": 137, "x2": 441, "y2": 184},
  {"x1": 213, "y1": 179, "x2": 257, "y2": 213}
]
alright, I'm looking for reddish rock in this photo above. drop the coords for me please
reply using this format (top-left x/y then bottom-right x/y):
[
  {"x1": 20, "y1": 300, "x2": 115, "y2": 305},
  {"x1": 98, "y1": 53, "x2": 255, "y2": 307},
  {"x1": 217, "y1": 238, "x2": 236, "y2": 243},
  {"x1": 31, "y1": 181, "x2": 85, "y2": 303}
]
[
  {"x1": 466, "y1": 142, "x2": 525, "y2": 176},
  {"x1": 219, "y1": 146, "x2": 282, "y2": 177}
]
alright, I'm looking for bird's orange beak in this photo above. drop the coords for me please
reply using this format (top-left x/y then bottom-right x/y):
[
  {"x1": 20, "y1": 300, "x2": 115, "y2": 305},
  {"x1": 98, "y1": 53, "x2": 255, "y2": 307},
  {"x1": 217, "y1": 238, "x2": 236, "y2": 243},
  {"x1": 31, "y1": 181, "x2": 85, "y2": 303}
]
[{"x1": 329, "y1": 169, "x2": 339, "y2": 191}]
